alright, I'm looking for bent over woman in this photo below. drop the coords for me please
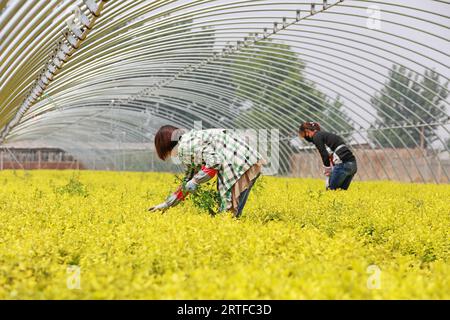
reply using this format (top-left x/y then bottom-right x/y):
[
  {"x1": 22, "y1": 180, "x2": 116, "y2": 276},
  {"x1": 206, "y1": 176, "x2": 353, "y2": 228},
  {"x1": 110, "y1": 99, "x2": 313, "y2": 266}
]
[
  {"x1": 148, "y1": 125, "x2": 265, "y2": 217},
  {"x1": 299, "y1": 122, "x2": 357, "y2": 190}
]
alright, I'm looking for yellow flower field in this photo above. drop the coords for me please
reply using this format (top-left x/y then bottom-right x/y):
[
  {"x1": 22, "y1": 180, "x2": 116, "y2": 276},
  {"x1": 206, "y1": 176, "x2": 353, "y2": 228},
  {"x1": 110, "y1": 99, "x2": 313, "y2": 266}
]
[{"x1": 0, "y1": 170, "x2": 449, "y2": 299}]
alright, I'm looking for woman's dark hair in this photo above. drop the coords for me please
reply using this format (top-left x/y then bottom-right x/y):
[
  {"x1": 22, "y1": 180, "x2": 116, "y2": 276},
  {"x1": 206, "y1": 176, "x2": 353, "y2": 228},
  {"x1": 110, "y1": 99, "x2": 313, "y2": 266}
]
[
  {"x1": 154, "y1": 125, "x2": 183, "y2": 160},
  {"x1": 299, "y1": 122, "x2": 321, "y2": 133}
]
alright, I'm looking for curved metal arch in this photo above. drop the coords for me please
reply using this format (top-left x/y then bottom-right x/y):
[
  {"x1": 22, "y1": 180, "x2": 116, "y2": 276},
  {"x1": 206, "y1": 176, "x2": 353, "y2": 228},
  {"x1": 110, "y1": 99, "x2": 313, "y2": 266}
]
[
  {"x1": 8, "y1": 47, "x2": 444, "y2": 182},
  {"x1": 7, "y1": 28, "x2": 450, "y2": 146},
  {"x1": 39, "y1": 12, "x2": 446, "y2": 140},
  {"x1": 2, "y1": 2, "x2": 446, "y2": 115},
  {"x1": 22, "y1": 38, "x2": 442, "y2": 181},
  {"x1": 4, "y1": 10, "x2": 446, "y2": 142},
  {"x1": 0, "y1": 1, "x2": 445, "y2": 182},
  {"x1": 11, "y1": 64, "x2": 419, "y2": 182}
]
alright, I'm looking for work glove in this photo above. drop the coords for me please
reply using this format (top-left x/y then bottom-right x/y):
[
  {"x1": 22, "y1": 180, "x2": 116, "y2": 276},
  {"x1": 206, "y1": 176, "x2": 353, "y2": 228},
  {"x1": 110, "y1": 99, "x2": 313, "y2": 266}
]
[
  {"x1": 323, "y1": 166, "x2": 332, "y2": 176},
  {"x1": 184, "y1": 179, "x2": 199, "y2": 193},
  {"x1": 148, "y1": 202, "x2": 169, "y2": 213}
]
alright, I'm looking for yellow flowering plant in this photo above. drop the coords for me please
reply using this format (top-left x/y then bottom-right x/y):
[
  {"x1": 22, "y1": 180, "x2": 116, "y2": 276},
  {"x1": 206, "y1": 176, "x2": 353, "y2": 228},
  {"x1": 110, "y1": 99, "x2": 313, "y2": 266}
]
[{"x1": 0, "y1": 170, "x2": 448, "y2": 299}]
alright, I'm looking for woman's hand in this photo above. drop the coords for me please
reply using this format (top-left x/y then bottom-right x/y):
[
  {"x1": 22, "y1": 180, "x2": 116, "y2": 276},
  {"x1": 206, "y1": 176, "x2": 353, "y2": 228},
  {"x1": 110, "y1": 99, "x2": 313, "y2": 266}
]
[
  {"x1": 323, "y1": 166, "x2": 332, "y2": 176},
  {"x1": 148, "y1": 202, "x2": 169, "y2": 213}
]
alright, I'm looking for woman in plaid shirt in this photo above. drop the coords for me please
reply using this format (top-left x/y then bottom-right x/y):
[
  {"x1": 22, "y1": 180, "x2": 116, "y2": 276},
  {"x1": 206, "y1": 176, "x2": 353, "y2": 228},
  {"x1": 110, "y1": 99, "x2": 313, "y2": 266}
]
[{"x1": 148, "y1": 125, "x2": 265, "y2": 217}]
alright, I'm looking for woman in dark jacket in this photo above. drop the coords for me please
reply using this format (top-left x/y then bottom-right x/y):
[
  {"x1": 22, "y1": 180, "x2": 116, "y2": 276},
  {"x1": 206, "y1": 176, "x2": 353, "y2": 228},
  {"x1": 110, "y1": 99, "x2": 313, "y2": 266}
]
[{"x1": 299, "y1": 122, "x2": 357, "y2": 190}]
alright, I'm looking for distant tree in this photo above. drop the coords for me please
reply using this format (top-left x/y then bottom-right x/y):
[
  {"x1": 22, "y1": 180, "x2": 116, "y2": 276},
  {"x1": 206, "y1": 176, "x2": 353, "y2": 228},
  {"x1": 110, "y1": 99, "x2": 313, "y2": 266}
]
[{"x1": 369, "y1": 65, "x2": 448, "y2": 148}]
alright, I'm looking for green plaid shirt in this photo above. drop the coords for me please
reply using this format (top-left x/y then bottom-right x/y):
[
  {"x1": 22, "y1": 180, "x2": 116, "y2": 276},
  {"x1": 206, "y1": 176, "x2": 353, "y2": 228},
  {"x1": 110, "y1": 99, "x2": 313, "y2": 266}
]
[{"x1": 178, "y1": 129, "x2": 263, "y2": 211}]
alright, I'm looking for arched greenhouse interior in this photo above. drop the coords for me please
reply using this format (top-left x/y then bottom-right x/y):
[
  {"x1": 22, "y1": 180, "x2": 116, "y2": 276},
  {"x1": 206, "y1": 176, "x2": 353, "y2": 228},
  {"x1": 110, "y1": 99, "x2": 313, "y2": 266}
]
[{"x1": 0, "y1": 0, "x2": 449, "y2": 183}]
